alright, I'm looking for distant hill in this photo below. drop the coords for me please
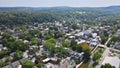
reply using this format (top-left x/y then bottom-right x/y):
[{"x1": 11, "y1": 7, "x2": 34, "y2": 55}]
[
  {"x1": 103, "y1": 6, "x2": 120, "y2": 11},
  {"x1": 0, "y1": 6, "x2": 120, "y2": 12},
  {"x1": 0, "y1": 5, "x2": 120, "y2": 26}
]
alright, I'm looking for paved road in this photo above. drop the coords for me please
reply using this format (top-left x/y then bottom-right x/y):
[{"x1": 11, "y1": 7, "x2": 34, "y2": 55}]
[
  {"x1": 96, "y1": 37, "x2": 111, "y2": 68},
  {"x1": 76, "y1": 60, "x2": 85, "y2": 68},
  {"x1": 96, "y1": 48, "x2": 110, "y2": 68},
  {"x1": 76, "y1": 37, "x2": 112, "y2": 68},
  {"x1": 105, "y1": 38, "x2": 111, "y2": 46}
]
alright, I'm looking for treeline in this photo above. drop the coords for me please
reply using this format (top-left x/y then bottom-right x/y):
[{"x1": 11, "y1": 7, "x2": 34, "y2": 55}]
[
  {"x1": 0, "y1": 11, "x2": 60, "y2": 26},
  {"x1": 0, "y1": 7, "x2": 120, "y2": 26}
]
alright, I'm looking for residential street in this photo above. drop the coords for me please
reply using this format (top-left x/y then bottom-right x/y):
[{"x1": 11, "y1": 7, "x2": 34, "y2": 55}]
[{"x1": 96, "y1": 48, "x2": 110, "y2": 68}]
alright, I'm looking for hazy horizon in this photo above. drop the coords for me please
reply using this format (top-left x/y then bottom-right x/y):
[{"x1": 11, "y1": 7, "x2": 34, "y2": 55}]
[{"x1": 0, "y1": 0, "x2": 120, "y2": 7}]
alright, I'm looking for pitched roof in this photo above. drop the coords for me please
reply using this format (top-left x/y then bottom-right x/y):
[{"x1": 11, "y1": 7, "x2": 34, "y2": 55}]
[{"x1": 3, "y1": 65, "x2": 12, "y2": 68}]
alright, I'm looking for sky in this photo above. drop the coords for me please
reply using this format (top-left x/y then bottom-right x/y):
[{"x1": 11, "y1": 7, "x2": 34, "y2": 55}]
[{"x1": 0, "y1": 0, "x2": 120, "y2": 7}]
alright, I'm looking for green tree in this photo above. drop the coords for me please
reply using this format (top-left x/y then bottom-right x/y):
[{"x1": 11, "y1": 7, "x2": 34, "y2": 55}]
[
  {"x1": 22, "y1": 60, "x2": 34, "y2": 68},
  {"x1": 0, "y1": 61, "x2": 3, "y2": 67},
  {"x1": 71, "y1": 23, "x2": 80, "y2": 30},
  {"x1": 54, "y1": 31, "x2": 62, "y2": 39},
  {"x1": 101, "y1": 63, "x2": 112, "y2": 68},
  {"x1": 1, "y1": 33, "x2": 15, "y2": 47},
  {"x1": 70, "y1": 40, "x2": 77, "y2": 51},
  {"x1": 36, "y1": 62, "x2": 42, "y2": 68},
  {"x1": 5, "y1": 56, "x2": 12, "y2": 62},
  {"x1": 77, "y1": 42, "x2": 91, "y2": 59},
  {"x1": 18, "y1": 33, "x2": 33, "y2": 41},
  {"x1": 44, "y1": 38, "x2": 56, "y2": 56},
  {"x1": 89, "y1": 66, "x2": 95, "y2": 68},
  {"x1": 47, "y1": 38, "x2": 56, "y2": 44},
  {"x1": 111, "y1": 35, "x2": 120, "y2": 42},
  {"x1": 0, "y1": 51, "x2": 9, "y2": 59},
  {"x1": 13, "y1": 50, "x2": 23, "y2": 61},
  {"x1": 56, "y1": 46, "x2": 67, "y2": 57},
  {"x1": 44, "y1": 34, "x2": 52, "y2": 40},
  {"x1": 34, "y1": 23, "x2": 38, "y2": 27},
  {"x1": 63, "y1": 41, "x2": 70, "y2": 47},
  {"x1": 101, "y1": 36, "x2": 108, "y2": 44},
  {"x1": 11, "y1": 40, "x2": 27, "y2": 52},
  {"x1": 93, "y1": 52, "x2": 101, "y2": 63},
  {"x1": 29, "y1": 29, "x2": 39, "y2": 36},
  {"x1": 30, "y1": 38, "x2": 39, "y2": 45},
  {"x1": 37, "y1": 32, "x2": 42, "y2": 38}
]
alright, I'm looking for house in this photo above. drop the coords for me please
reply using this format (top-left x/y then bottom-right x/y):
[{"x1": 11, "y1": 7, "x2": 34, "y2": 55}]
[
  {"x1": 5, "y1": 29, "x2": 15, "y2": 34},
  {"x1": 23, "y1": 50, "x2": 29, "y2": 58},
  {"x1": 0, "y1": 44, "x2": 7, "y2": 51},
  {"x1": 23, "y1": 40, "x2": 29, "y2": 44},
  {"x1": 92, "y1": 33, "x2": 97, "y2": 38},
  {"x1": 90, "y1": 39, "x2": 99, "y2": 47},
  {"x1": 1, "y1": 57, "x2": 6, "y2": 63},
  {"x1": 67, "y1": 49, "x2": 84, "y2": 61},
  {"x1": 87, "y1": 28, "x2": 93, "y2": 33},
  {"x1": 31, "y1": 57, "x2": 36, "y2": 63},
  {"x1": 115, "y1": 45, "x2": 120, "y2": 50},
  {"x1": 44, "y1": 28, "x2": 49, "y2": 31},
  {"x1": 68, "y1": 36, "x2": 75, "y2": 39},
  {"x1": 3, "y1": 65, "x2": 12, "y2": 68},
  {"x1": 102, "y1": 56, "x2": 120, "y2": 68},
  {"x1": 83, "y1": 31, "x2": 90, "y2": 36},
  {"x1": 0, "y1": 36, "x2": 3, "y2": 39},
  {"x1": 116, "y1": 29, "x2": 120, "y2": 36},
  {"x1": 76, "y1": 39, "x2": 86, "y2": 44},
  {"x1": 29, "y1": 45, "x2": 39, "y2": 51},
  {"x1": 0, "y1": 44, "x2": 3, "y2": 51},
  {"x1": 10, "y1": 52, "x2": 14, "y2": 57},
  {"x1": 3, "y1": 60, "x2": 21, "y2": 68},
  {"x1": 19, "y1": 58, "x2": 27, "y2": 64},
  {"x1": 55, "y1": 21, "x2": 62, "y2": 27},
  {"x1": 65, "y1": 33, "x2": 71, "y2": 37},
  {"x1": 2, "y1": 47, "x2": 8, "y2": 50},
  {"x1": 42, "y1": 57, "x2": 58, "y2": 68},
  {"x1": 18, "y1": 65, "x2": 22, "y2": 68},
  {"x1": 35, "y1": 51, "x2": 43, "y2": 57},
  {"x1": 114, "y1": 42, "x2": 120, "y2": 50},
  {"x1": 42, "y1": 62, "x2": 59, "y2": 68},
  {"x1": 42, "y1": 57, "x2": 57, "y2": 63},
  {"x1": 11, "y1": 61, "x2": 21, "y2": 68},
  {"x1": 27, "y1": 25, "x2": 34, "y2": 30},
  {"x1": 74, "y1": 32, "x2": 84, "y2": 37}
]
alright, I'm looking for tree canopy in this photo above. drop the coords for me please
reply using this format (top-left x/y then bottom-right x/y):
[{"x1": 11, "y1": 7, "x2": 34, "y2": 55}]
[{"x1": 22, "y1": 60, "x2": 34, "y2": 68}]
